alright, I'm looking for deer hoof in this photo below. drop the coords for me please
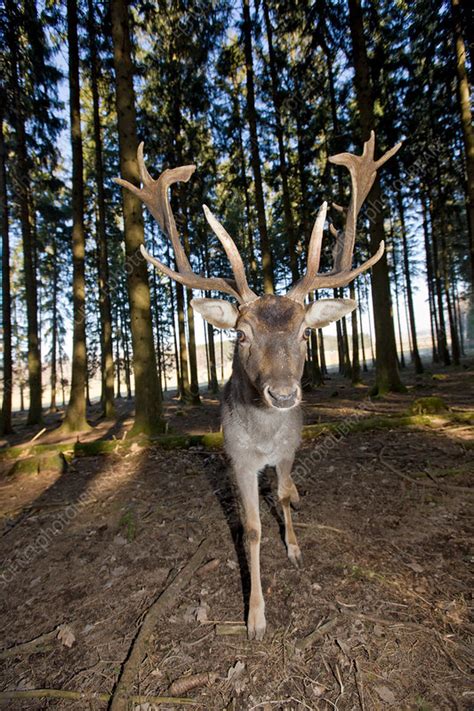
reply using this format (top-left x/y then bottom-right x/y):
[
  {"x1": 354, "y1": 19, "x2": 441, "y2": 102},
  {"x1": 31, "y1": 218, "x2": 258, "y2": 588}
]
[
  {"x1": 288, "y1": 543, "x2": 302, "y2": 568},
  {"x1": 247, "y1": 606, "x2": 266, "y2": 641}
]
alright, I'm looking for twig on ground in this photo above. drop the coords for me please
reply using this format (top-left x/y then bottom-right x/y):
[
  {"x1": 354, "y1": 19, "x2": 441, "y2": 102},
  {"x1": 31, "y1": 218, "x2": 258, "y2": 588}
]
[
  {"x1": 434, "y1": 631, "x2": 472, "y2": 679},
  {"x1": 379, "y1": 445, "x2": 473, "y2": 494},
  {"x1": 0, "y1": 626, "x2": 61, "y2": 659},
  {"x1": 180, "y1": 629, "x2": 215, "y2": 647},
  {"x1": 0, "y1": 689, "x2": 195, "y2": 704},
  {"x1": 354, "y1": 659, "x2": 366, "y2": 711},
  {"x1": 108, "y1": 537, "x2": 211, "y2": 711},
  {"x1": 215, "y1": 624, "x2": 246, "y2": 636},
  {"x1": 29, "y1": 427, "x2": 47, "y2": 444},
  {"x1": 294, "y1": 523, "x2": 347, "y2": 534},
  {"x1": 295, "y1": 617, "x2": 338, "y2": 651}
]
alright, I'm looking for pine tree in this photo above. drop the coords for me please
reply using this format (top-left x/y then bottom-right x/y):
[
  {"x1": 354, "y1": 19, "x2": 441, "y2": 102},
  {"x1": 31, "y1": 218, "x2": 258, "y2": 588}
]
[
  {"x1": 347, "y1": 0, "x2": 403, "y2": 393},
  {"x1": 0, "y1": 107, "x2": 13, "y2": 433},
  {"x1": 61, "y1": 0, "x2": 89, "y2": 432},
  {"x1": 110, "y1": 0, "x2": 164, "y2": 434}
]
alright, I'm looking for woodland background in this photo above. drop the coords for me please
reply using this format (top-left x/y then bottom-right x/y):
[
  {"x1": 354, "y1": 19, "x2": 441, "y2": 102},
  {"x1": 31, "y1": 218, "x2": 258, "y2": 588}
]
[{"x1": 0, "y1": 0, "x2": 473, "y2": 436}]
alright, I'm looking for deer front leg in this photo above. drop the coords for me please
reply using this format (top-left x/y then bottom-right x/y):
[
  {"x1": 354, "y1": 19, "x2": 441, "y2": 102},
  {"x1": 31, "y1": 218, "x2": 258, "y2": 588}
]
[
  {"x1": 235, "y1": 467, "x2": 266, "y2": 641},
  {"x1": 277, "y1": 458, "x2": 302, "y2": 568}
]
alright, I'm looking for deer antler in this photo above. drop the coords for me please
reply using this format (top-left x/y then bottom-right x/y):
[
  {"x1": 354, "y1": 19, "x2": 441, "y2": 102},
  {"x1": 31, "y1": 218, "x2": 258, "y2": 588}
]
[
  {"x1": 114, "y1": 143, "x2": 257, "y2": 305},
  {"x1": 287, "y1": 131, "x2": 401, "y2": 303}
]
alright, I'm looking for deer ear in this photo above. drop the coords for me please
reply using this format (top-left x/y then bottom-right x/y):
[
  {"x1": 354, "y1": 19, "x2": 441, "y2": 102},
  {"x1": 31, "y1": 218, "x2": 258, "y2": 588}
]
[
  {"x1": 191, "y1": 298, "x2": 239, "y2": 329},
  {"x1": 305, "y1": 298, "x2": 357, "y2": 329}
]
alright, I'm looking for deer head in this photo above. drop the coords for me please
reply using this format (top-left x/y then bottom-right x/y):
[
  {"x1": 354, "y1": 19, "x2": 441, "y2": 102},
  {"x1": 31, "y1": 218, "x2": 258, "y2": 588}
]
[{"x1": 115, "y1": 133, "x2": 400, "y2": 410}]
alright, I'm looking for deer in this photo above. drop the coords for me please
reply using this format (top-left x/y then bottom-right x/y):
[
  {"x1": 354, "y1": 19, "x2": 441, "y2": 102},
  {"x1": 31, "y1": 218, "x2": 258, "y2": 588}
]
[{"x1": 115, "y1": 131, "x2": 400, "y2": 640}]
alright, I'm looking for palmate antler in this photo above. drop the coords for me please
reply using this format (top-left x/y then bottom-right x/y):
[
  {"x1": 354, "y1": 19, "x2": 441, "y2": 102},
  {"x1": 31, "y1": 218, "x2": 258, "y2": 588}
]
[
  {"x1": 115, "y1": 134, "x2": 399, "y2": 305},
  {"x1": 114, "y1": 143, "x2": 258, "y2": 305},
  {"x1": 286, "y1": 131, "x2": 401, "y2": 303}
]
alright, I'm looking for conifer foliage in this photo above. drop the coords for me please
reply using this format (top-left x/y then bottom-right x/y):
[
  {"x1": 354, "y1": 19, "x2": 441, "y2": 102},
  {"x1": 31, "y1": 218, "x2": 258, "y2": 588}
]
[{"x1": 0, "y1": 0, "x2": 471, "y2": 433}]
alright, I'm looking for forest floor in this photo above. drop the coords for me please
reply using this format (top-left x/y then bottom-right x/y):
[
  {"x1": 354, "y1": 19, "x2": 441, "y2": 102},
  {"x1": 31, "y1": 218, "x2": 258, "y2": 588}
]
[{"x1": 0, "y1": 362, "x2": 473, "y2": 710}]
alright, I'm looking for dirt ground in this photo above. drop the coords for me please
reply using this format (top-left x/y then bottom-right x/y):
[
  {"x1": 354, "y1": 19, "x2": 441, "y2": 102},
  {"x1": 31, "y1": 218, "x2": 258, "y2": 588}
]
[{"x1": 0, "y1": 364, "x2": 473, "y2": 710}]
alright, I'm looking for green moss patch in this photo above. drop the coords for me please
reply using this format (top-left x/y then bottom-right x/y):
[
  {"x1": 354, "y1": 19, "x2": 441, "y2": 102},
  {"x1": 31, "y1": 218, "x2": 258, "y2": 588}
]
[{"x1": 409, "y1": 396, "x2": 449, "y2": 415}]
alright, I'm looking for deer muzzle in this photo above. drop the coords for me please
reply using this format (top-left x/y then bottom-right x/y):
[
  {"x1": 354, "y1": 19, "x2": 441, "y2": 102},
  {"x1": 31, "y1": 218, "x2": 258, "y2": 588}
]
[{"x1": 263, "y1": 384, "x2": 302, "y2": 410}]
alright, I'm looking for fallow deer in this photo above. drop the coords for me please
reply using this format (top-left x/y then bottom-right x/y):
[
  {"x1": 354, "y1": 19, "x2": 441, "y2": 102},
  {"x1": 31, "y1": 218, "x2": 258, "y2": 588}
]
[{"x1": 115, "y1": 131, "x2": 400, "y2": 640}]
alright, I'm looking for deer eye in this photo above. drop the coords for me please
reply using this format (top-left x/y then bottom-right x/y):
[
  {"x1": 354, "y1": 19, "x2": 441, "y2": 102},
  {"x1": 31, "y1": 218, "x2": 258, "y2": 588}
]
[
  {"x1": 303, "y1": 327, "x2": 312, "y2": 340},
  {"x1": 236, "y1": 330, "x2": 246, "y2": 343}
]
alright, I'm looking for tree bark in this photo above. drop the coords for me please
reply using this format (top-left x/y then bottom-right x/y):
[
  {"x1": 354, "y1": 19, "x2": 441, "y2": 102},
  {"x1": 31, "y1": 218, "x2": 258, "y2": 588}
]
[
  {"x1": 350, "y1": 282, "x2": 361, "y2": 384},
  {"x1": 175, "y1": 282, "x2": 191, "y2": 402},
  {"x1": 62, "y1": 0, "x2": 89, "y2": 432},
  {"x1": 207, "y1": 322, "x2": 219, "y2": 394},
  {"x1": 50, "y1": 242, "x2": 58, "y2": 411},
  {"x1": 427, "y1": 192, "x2": 451, "y2": 365},
  {"x1": 242, "y1": 0, "x2": 274, "y2": 293},
  {"x1": 356, "y1": 282, "x2": 368, "y2": 372},
  {"x1": 451, "y1": 0, "x2": 474, "y2": 291},
  {"x1": 120, "y1": 303, "x2": 132, "y2": 399},
  {"x1": 115, "y1": 310, "x2": 122, "y2": 398},
  {"x1": 6, "y1": 0, "x2": 43, "y2": 424},
  {"x1": 110, "y1": 0, "x2": 164, "y2": 433},
  {"x1": 262, "y1": 0, "x2": 298, "y2": 282},
  {"x1": 181, "y1": 207, "x2": 200, "y2": 405},
  {"x1": 396, "y1": 189, "x2": 423, "y2": 373},
  {"x1": 87, "y1": 0, "x2": 115, "y2": 419},
  {"x1": 420, "y1": 194, "x2": 439, "y2": 363},
  {"x1": 348, "y1": 0, "x2": 403, "y2": 393},
  {"x1": 232, "y1": 88, "x2": 258, "y2": 290},
  {"x1": 0, "y1": 111, "x2": 13, "y2": 433}
]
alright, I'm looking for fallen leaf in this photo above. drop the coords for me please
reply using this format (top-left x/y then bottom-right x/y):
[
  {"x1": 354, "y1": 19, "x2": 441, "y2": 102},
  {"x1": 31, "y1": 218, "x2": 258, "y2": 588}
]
[
  {"x1": 57, "y1": 624, "x2": 75, "y2": 648},
  {"x1": 227, "y1": 660, "x2": 245, "y2": 682},
  {"x1": 195, "y1": 600, "x2": 210, "y2": 624}
]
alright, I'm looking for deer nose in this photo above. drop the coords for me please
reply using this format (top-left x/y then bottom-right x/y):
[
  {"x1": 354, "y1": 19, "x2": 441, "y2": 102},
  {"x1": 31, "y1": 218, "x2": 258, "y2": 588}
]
[{"x1": 266, "y1": 385, "x2": 300, "y2": 409}]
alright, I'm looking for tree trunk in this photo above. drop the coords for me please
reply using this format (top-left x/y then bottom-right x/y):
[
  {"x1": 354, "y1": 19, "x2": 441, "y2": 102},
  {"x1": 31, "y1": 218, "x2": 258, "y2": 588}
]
[
  {"x1": 454, "y1": 280, "x2": 466, "y2": 355},
  {"x1": 220, "y1": 331, "x2": 225, "y2": 381},
  {"x1": 420, "y1": 194, "x2": 439, "y2": 363},
  {"x1": 392, "y1": 258, "x2": 406, "y2": 369},
  {"x1": 341, "y1": 312, "x2": 352, "y2": 378},
  {"x1": 207, "y1": 322, "x2": 219, "y2": 394},
  {"x1": 451, "y1": 0, "x2": 474, "y2": 292},
  {"x1": 348, "y1": 0, "x2": 403, "y2": 393},
  {"x1": 62, "y1": 0, "x2": 89, "y2": 432},
  {"x1": 175, "y1": 282, "x2": 191, "y2": 402},
  {"x1": 308, "y1": 293, "x2": 323, "y2": 386},
  {"x1": 427, "y1": 193, "x2": 451, "y2": 365},
  {"x1": 396, "y1": 189, "x2": 423, "y2": 373},
  {"x1": 350, "y1": 282, "x2": 361, "y2": 384},
  {"x1": 6, "y1": 0, "x2": 42, "y2": 425},
  {"x1": 181, "y1": 208, "x2": 200, "y2": 405},
  {"x1": 232, "y1": 90, "x2": 258, "y2": 290},
  {"x1": 356, "y1": 282, "x2": 368, "y2": 372},
  {"x1": 262, "y1": 0, "x2": 298, "y2": 282},
  {"x1": 151, "y1": 265, "x2": 164, "y2": 398},
  {"x1": 242, "y1": 0, "x2": 274, "y2": 293},
  {"x1": 169, "y1": 282, "x2": 180, "y2": 394},
  {"x1": 366, "y1": 285, "x2": 376, "y2": 366},
  {"x1": 0, "y1": 111, "x2": 13, "y2": 433},
  {"x1": 87, "y1": 0, "x2": 115, "y2": 419},
  {"x1": 318, "y1": 329, "x2": 327, "y2": 375},
  {"x1": 115, "y1": 311, "x2": 122, "y2": 398},
  {"x1": 110, "y1": 0, "x2": 163, "y2": 433},
  {"x1": 50, "y1": 244, "x2": 58, "y2": 411},
  {"x1": 120, "y1": 303, "x2": 132, "y2": 399}
]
